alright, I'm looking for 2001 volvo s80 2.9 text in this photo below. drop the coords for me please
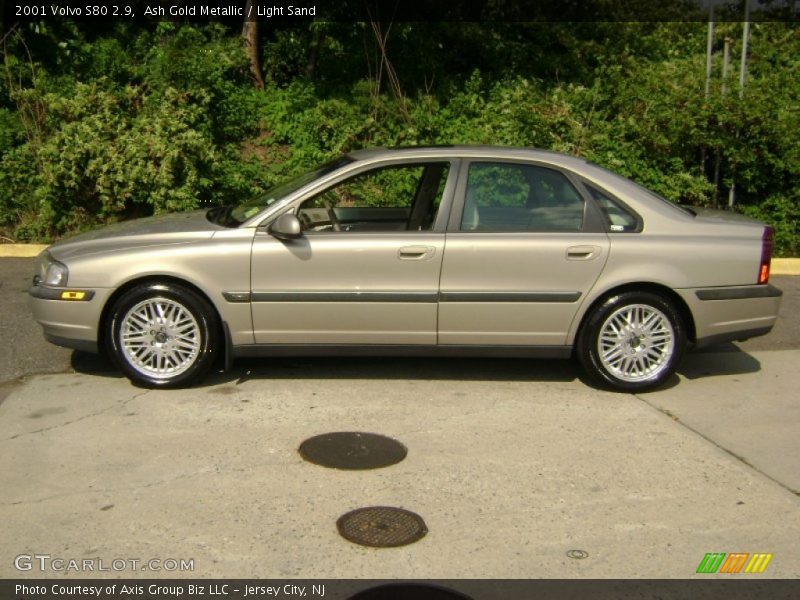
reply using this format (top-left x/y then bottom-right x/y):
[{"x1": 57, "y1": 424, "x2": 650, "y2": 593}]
[{"x1": 29, "y1": 146, "x2": 782, "y2": 391}]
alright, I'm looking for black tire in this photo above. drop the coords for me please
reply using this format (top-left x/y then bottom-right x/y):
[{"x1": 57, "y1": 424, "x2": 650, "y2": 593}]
[
  {"x1": 576, "y1": 291, "x2": 687, "y2": 392},
  {"x1": 106, "y1": 282, "x2": 219, "y2": 388}
]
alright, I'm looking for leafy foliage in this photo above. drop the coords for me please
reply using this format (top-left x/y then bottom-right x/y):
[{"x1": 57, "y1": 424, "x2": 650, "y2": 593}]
[{"x1": 0, "y1": 20, "x2": 797, "y2": 254}]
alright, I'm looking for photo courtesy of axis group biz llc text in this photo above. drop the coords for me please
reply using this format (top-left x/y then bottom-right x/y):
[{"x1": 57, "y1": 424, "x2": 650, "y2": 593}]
[{"x1": 15, "y1": 583, "x2": 328, "y2": 597}]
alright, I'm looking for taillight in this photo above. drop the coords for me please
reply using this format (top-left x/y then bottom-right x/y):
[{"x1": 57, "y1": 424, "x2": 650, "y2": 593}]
[{"x1": 758, "y1": 226, "x2": 773, "y2": 284}]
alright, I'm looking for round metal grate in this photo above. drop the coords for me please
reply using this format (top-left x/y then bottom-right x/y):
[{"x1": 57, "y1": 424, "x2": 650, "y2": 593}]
[
  {"x1": 299, "y1": 432, "x2": 407, "y2": 470},
  {"x1": 349, "y1": 584, "x2": 472, "y2": 600},
  {"x1": 337, "y1": 506, "x2": 428, "y2": 548}
]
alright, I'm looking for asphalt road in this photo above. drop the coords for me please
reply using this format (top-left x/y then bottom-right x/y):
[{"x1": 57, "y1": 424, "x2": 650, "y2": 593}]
[{"x1": 1, "y1": 257, "x2": 798, "y2": 579}]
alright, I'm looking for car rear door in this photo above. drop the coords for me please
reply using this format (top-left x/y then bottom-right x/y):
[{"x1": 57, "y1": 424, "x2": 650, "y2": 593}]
[{"x1": 438, "y1": 159, "x2": 610, "y2": 346}]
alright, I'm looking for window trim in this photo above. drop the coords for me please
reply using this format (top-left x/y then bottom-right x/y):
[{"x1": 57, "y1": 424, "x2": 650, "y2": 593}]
[
  {"x1": 576, "y1": 178, "x2": 644, "y2": 234},
  {"x1": 447, "y1": 158, "x2": 606, "y2": 234}
]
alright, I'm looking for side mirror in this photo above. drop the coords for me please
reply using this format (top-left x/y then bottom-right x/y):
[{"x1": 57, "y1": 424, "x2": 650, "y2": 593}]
[{"x1": 269, "y1": 213, "x2": 303, "y2": 240}]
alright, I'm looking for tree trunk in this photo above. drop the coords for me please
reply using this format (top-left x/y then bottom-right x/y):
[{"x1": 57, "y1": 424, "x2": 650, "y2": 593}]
[
  {"x1": 242, "y1": 0, "x2": 264, "y2": 90},
  {"x1": 305, "y1": 24, "x2": 321, "y2": 81}
]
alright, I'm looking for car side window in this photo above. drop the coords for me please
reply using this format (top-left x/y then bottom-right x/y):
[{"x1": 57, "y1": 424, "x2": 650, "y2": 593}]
[
  {"x1": 298, "y1": 163, "x2": 449, "y2": 233},
  {"x1": 584, "y1": 183, "x2": 639, "y2": 232},
  {"x1": 461, "y1": 162, "x2": 584, "y2": 232}
]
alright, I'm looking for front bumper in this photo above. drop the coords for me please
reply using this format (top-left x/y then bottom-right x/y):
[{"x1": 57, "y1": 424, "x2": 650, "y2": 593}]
[
  {"x1": 28, "y1": 284, "x2": 111, "y2": 353},
  {"x1": 677, "y1": 283, "x2": 783, "y2": 348}
]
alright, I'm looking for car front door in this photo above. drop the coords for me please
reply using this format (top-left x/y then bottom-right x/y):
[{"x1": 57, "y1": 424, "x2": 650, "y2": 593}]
[
  {"x1": 438, "y1": 160, "x2": 610, "y2": 346},
  {"x1": 250, "y1": 160, "x2": 457, "y2": 345}
]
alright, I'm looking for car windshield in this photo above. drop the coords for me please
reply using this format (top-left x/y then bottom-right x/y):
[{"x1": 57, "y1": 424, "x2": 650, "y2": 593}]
[{"x1": 214, "y1": 156, "x2": 353, "y2": 227}]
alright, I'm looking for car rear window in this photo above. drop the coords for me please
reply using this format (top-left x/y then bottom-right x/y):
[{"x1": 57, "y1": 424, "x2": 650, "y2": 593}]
[
  {"x1": 584, "y1": 183, "x2": 640, "y2": 232},
  {"x1": 585, "y1": 161, "x2": 695, "y2": 219}
]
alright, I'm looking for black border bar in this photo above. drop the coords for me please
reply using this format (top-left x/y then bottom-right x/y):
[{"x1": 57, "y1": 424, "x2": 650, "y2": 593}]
[{"x1": 5, "y1": 0, "x2": 800, "y2": 23}]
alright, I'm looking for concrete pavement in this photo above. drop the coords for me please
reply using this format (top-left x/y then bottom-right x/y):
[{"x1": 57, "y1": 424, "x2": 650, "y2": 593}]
[
  {"x1": 1, "y1": 354, "x2": 798, "y2": 579},
  {"x1": 644, "y1": 349, "x2": 800, "y2": 494}
]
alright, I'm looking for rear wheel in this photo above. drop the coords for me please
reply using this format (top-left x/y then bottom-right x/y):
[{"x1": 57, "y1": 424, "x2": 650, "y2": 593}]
[
  {"x1": 106, "y1": 282, "x2": 219, "y2": 388},
  {"x1": 577, "y1": 291, "x2": 686, "y2": 392}
]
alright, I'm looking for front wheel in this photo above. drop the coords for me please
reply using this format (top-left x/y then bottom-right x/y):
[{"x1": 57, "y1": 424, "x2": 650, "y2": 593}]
[
  {"x1": 106, "y1": 282, "x2": 219, "y2": 388},
  {"x1": 577, "y1": 291, "x2": 686, "y2": 392}
]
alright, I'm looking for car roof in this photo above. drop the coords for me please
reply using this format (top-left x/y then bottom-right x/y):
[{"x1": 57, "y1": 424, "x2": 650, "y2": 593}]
[{"x1": 345, "y1": 145, "x2": 592, "y2": 169}]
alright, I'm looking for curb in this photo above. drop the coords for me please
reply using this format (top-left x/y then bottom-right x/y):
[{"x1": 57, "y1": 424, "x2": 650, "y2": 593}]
[
  {"x1": 773, "y1": 258, "x2": 800, "y2": 276},
  {"x1": 0, "y1": 244, "x2": 48, "y2": 257},
  {"x1": 1, "y1": 244, "x2": 799, "y2": 274}
]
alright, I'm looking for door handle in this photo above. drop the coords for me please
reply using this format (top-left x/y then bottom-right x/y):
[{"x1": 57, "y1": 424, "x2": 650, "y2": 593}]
[
  {"x1": 566, "y1": 245, "x2": 601, "y2": 260},
  {"x1": 398, "y1": 245, "x2": 435, "y2": 260}
]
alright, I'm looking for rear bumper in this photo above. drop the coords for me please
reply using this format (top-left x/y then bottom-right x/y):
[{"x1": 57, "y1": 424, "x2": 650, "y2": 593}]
[
  {"x1": 677, "y1": 284, "x2": 782, "y2": 348},
  {"x1": 28, "y1": 285, "x2": 109, "y2": 354}
]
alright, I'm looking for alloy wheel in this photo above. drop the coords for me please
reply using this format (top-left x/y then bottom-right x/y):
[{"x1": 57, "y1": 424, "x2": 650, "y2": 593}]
[{"x1": 597, "y1": 303, "x2": 675, "y2": 383}]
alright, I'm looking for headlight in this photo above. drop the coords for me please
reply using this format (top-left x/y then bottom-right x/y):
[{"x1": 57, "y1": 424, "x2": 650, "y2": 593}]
[
  {"x1": 35, "y1": 251, "x2": 69, "y2": 287},
  {"x1": 44, "y1": 261, "x2": 69, "y2": 286}
]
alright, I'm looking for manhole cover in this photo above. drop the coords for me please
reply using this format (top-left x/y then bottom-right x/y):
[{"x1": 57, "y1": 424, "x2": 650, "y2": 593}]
[
  {"x1": 566, "y1": 549, "x2": 589, "y2": 559},
  {"x1": 349, "y1": 584, "x2": 472, "y2": 600},
  {"x1": 299, "y1": 432, "x2": 407, "y2": 470},
  {"x1": 337, "y1": 506, "x2": 427, "y2": 547}
]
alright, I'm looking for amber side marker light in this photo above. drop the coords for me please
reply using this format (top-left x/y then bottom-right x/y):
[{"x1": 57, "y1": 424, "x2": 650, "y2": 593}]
[
  {"x1": 60, "y1": 291, "x2": 86, "y2": 300},
  {"x1": 758, "y1": 226, "x2": 773, "y2": 284}
]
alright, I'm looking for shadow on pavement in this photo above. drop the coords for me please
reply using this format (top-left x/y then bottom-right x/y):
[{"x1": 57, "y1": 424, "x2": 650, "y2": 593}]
[
  {"x1": 70, "y1": 350, "x2": 582, "y2": 386},
  {"x1": 67, "y1": 344, "x2": 762, "y2": 390},
  {"x1": 212, "y1": 355, "x2": 581, "y2": 386},
  {"x1": 70, "y1": 350, "x2": 122, "y2": 378},
  {"x1": 679, "y1": 345, "x2": 761, "y2": 380}
]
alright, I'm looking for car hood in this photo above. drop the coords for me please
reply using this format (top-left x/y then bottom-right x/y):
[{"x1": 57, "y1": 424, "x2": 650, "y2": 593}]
[{"x1": 48, "y1": 210, "x2": 224, "y2": 261}]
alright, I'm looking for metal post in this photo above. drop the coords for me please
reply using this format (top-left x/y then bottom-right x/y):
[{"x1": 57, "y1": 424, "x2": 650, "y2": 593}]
[
  {"x1": 702, "y1": 3, "x2": 715, "y2": 172},
  {"x1": 722, "y1": 37, "x2": 730, "y2": 96},
  {"x1": 739, "y1": 3, "x2": 751, "y2": 100},
  {"x1": 713, "y1": 37, "x2": 731, "y2": 207},
  {"x1": 705, "y1": 4, "x2": 715, "y2": 101},
  {"x1": 729, "y1": 0, "x2": 751, "y2": 209}
]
